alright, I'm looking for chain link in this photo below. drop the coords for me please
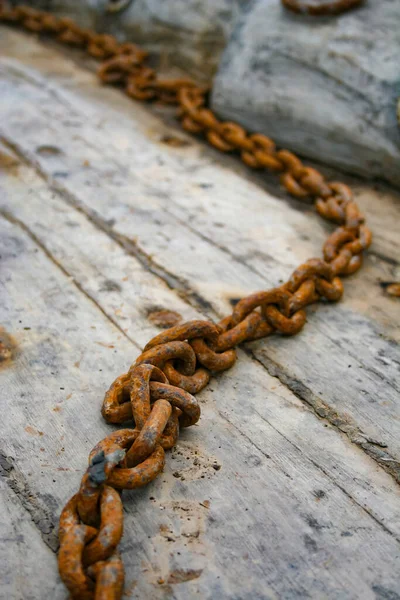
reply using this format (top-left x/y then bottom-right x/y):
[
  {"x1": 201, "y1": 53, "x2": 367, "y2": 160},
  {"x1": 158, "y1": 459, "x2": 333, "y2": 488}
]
[
  {"x1": 2, "y1": 3, "x2": 393, "y2": 598},
  {"x1": 281, "y1": 0, "x2": 364, "y2": 15}
]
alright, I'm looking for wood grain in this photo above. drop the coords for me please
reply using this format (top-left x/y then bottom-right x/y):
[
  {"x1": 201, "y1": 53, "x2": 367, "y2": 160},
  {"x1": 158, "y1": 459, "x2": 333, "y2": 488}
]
[{"x1": 1, "y1": 26, "x2": 400, "y2": 599}]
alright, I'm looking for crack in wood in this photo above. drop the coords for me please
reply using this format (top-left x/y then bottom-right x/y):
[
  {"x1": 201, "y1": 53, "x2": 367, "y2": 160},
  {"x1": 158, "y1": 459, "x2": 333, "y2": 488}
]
[
  {"x1": 0, "y1": 449, "x2": 59, "y2": 552},
  {"x1": 250, "y1": 349, "x2": 400, "y2": 484},
  {"x1": 0, "y1": 135, "x2": 218, "y2": 319},
  {"x1": 1, "y1": 158, "x2": 400, "y2": 489},
  {"x1": 0, "y1": 208, "x2": 142, "y2": 353}
]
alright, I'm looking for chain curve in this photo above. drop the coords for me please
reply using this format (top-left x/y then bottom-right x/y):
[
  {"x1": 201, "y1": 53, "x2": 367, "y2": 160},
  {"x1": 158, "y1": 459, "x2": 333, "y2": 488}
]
[{"x1": 1, "y1": 3, "x2": 392, "y2": 599}]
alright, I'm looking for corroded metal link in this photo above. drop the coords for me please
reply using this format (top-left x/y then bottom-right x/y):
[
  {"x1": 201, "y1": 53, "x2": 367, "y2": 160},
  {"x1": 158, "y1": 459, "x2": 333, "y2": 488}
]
[
  {"x1": 282, "y1": 0, "x2": 364, "y2": 16},
  {"x1": 316, "y1": 197, "x2": 345, "y2": 223},
  {"x1": 323, "y1": 227, "x2": 356, "y2": 262},
  {"x1": 288, "y1": 258, "x2": 332, "y2": 293},
  {"x1": 287, "y1": 279, "x2": 319, "y2": 314},
  {"x1": 83, "y1": 487, "x2": 123, "y2": 567},
  {"x1": 281, "y1": 171, "x2": 309, "y2": 198},
  {"x1": 163, "y1": 360, "x2": 210, "y2": 393},
  {"x1": 316, "y1": 182, "x2": 355, "y2": 224},
  {"x1": 87, "y1": 33, "x2": 120, "y2": 59},
  {"x1": 124, "y1": 399, "x2": 171, "y2": 467},
  {"x1": 88, "y1": 552, "x2": 125, "y2": 600},
  {"x1": 125, "y1": 67, "x2": 157, "y2": 100},
  {"x1": 386, "y1": 283, "x2": 400, "y2": 298},
  {"x1": 329, "y1": 182, "x2": 353, "y2": 204},
  {"x1": 344, "y1": 224, "x2": 372, "y2": 255},
  {"x1": 343, "y1": 253, "x2": 363, "y2": 276},
  {"x1": 59, "y1": 496, "x2": 98, "y2": 546},
  {"x1": 57, "y1": 18, "x2": 91, "y2": 46},
  {"x1": 246, "y1": 318, "x2": 276, "y2": 342},
  {"x1": 231, "y1": 289, "x2": 291, "y2": 326},
  {"x1": 149, "y1": 381, "x2": 200, "y2": 427},
  {"x1": 217, "y1": 122, "x2": 254, "y2": 152},
  {"x1": 135, "y1": 340, "x2": 197, "y2": 374},
  {"x1": 1, "y1": 7, "x2": 379, "y2": 599},
  {"x1": 84, "y1": 428, "x2": 165, "y2": 491},
  {"x1": 242, "y1": 134, "x2": 283, "y2": 171},
  {"x1": 216, "y1": 311, "x2": 273, "y2": 352},
  {"x1": 299, "y1": 167, "x2": 331, "y2": 197},
  {"x1": 88, "y1": 430, "x2": 137, "y2": 467},
  {"x1": 101, "y1": 364, "x2": 167, "y2": 425},
  {"x1": 77, "y1": 431, "x2": 134, "y2": 525},
  {"x1": 315, "y1": 276, "x2": 344, "y2": 301},
  {"x1": 328, "y1": 247, "x2": 353, "y2": 275},
  {"x1": 264, "y1": 305, "x2": 307, "y2": 335},
  {"x1": 159, "y1": 407, "x2": 180, "y2": 449},
  {"x1": 144, "y1": 320, "x2": 220, "y2": 351},
  {"x1": 135, "y1": 340, "x2": 210, "y2": 392},
  {"x1": 101, "y1": 373, "x2": 132, "y2": 424},
  {"x1": 128, "y1": 364, "x2": 167, "y2": 429},
  {"x1": 190, "y1": 337, "x2": 237, "y2": 372},
  {"x1": 58, "y1": 524, "x2": 96, "y2": 600},
  {"x1": 107, "y1": 444, "x2": 165, "y2": 489},
  {"x1": 99, "y1": 55, "x2": 146, "y2": 84},
  {"x1": 59, "y1": 487, "x2": 123, "y2": 568}
]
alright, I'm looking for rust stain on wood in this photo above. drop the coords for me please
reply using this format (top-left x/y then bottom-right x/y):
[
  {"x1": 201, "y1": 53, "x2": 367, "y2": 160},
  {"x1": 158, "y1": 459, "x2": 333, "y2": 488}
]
[
  {"x1": 147, "y1": 309, "x2": 182, "y2": 328},
  {"x1": 0, "y1": 326, "x2": 16, "y2": 365},
  {"x1": 167, "y1": 568, "x2": 203, "y2": 584},
  {"x1": 0, "y1": 149, "x2": 20, "y2": 176}
]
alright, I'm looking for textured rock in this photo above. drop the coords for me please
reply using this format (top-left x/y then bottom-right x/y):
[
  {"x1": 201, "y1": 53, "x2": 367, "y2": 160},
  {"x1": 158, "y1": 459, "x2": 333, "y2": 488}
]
[
  {"x1": 19, "y1": 0, "x2": 241, "y2": 78},
  {"x1": 102, "y1": 0, "x2": 242, "y2": 78},
  {"x1": 211, "y1": 0, "x2": 400, "y2": 186}
]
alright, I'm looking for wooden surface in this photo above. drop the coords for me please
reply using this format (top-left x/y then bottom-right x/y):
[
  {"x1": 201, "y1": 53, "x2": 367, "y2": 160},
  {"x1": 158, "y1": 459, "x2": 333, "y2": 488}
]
[{"x1": 1, "y1": 27, "x2": 400, "y2": 600}]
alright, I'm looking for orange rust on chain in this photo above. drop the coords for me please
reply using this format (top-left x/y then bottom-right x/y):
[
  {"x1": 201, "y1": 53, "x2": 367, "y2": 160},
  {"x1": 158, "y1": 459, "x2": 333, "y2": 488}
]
[
  {"x1": 0, "y1": 4, "x2": 384, "y2": 599},
  {"x1": 163, "y1": 359, "x2": 210, "y2": 393},
  {"x1": 59, "y1": 488, "x2": 123, "y2": 569},
  {"x1": 190, "y1": 337, "x2": 237, "y2": 372},
  {"x1": 58, "y1": 524, "x2": 97, "y2": 600},
  {"x1": 216, "y1": 312, "x2": 268, "y2": 352},
  {"x1": 135, "y1": 340, "x2": 210, "y2": 393},
  {"x1": 101, "y1": 373, "x2": 132, "y2": 424},
  {"x1": 281, "y1": 0, "x2": 364, "y2": 16},
  {"x1": 315, "y1": 276, "x2": 344, "y2": 301},
  {"x1": 149, "y1": 381, "x2": 200, "y2": 427},
  {"x1": 158, "y1": 405, "x2": 181, "y2": 449},
  {"x1": 87, "y1": 553, "x2": 125, "y2": 600},
  {"x1": 385, "y1": 283, "x2": 400, "y2": 298},
  {"x1": 287, "y1": 279, "x2": 319, "y2": 314},
  {"x1": 143, "y1": 320, "x2": 220, "y2": 351},
  {"x1": 128, "y1": 364, "x2": 168, "y2": 429},
  {"x1": 135, "y1": 340, "x2": 197, "y2": 374},
  {"x1": 107, "y1": 445, "x2": 165, "y2": 490},
  {"x1": 147, "y1": 309, "x2": 182, "y2": 328},
  {"x1": 124, "y1": 399, "x2": 172, "y2": 467}
]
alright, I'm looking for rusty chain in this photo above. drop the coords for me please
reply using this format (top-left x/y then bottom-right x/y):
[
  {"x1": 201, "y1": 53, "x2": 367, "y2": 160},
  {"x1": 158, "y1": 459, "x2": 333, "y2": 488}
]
[
  {"x1": 281, "y1": 0, "x2": 364, "y2": 15},
  {"x1": 2, "y1": 2, "x2": 397, "y2": 598}
]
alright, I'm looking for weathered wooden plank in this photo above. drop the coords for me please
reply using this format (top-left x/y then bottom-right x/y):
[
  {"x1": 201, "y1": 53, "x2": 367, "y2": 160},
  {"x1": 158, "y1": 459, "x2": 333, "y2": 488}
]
[
  {"x1": 0, "y1": 50, "x2": 399, "y2": 482},
  {"x1": 1, "y1": 30, "x2": 400, "y2": 599},
  {"x1": 1, "y1": 212, "x2": 400, "y2": 598},
  {"x1": 1, "y1": 27, "x2": 398, "y2": 266},
  {"x1": 2, "y1": 140, "x2": 400, "y2": 542},
  {"x1": 0, "y1": 479, "x2": 65, "y2": 599}
]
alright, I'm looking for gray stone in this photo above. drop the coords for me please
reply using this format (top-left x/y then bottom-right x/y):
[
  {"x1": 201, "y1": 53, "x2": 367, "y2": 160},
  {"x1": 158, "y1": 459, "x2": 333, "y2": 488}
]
[
  {"x1": 19, "y1": 0, "x2": 241, "y2": 78},
  {"x1": 211, "y1": 0, "x2": 400, "y2": 187},
  {"x1": 100, "y1": 0, "x2": 242, "y2": 79}
]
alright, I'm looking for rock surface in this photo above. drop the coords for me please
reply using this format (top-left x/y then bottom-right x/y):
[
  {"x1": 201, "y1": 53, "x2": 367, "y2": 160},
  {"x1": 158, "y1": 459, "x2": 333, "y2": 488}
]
[
  {"x1": 19, "y1": 0, "x2": 241, "y2": 78},
  {"x1": 12, "y1": 0, "x2": 400, "y2": 185},
  {"x1": 211, "y1": 0, "x2": 400, "y2": 186}
]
